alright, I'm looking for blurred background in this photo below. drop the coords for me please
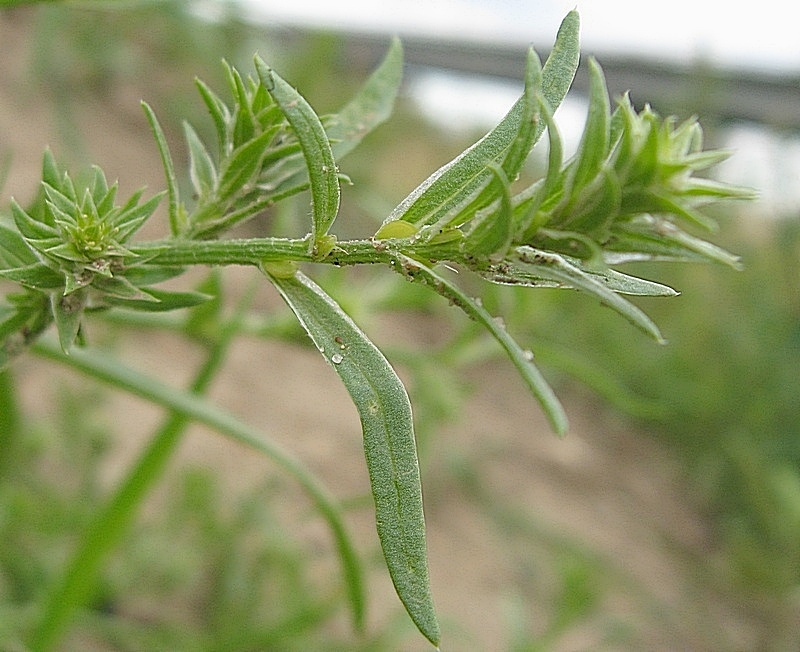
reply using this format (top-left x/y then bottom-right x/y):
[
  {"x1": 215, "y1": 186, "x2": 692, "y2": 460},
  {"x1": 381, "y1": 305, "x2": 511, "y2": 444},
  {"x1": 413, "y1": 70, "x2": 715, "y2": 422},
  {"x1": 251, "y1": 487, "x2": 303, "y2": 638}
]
[{"x1": 1, "y1": 1, "x2": 799, "y2": 650}]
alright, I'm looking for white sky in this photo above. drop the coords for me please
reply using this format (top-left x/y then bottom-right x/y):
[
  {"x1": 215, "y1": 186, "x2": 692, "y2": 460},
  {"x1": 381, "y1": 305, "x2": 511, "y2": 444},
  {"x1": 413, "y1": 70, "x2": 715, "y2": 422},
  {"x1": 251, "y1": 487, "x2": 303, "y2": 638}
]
[{"x1": 239, "y1": 0, "x2": 800, "y2": 72}]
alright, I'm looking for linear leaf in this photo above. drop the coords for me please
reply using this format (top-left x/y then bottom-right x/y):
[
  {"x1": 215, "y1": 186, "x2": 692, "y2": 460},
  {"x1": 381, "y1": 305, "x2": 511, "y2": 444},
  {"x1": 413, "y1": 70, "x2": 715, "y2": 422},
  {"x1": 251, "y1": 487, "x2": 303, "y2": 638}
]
[
  {"x1": 392, "y1": 254, "x2": 568, "y2": 435},
  {"x1": 255, "y1": 58, "x2": 340, "y2": 248},
  {"x1": 265, "y1": 268, "x2": 439, "y2": 648},
  {"x1": 482, "y1": 254, "x2": 678, "y2": 296},
  {"x1": 513, "y1": 246, "x2": 667, "y2": 341},
  {"x1": 141, "y1": 101, "x2": 183, "y2": 235},
  {"x1": 381, "y1": 10, "x2": 579, "y2": 232},
  {"x1": 217, "y1": 130, "x2": 274, "y2": 199}
]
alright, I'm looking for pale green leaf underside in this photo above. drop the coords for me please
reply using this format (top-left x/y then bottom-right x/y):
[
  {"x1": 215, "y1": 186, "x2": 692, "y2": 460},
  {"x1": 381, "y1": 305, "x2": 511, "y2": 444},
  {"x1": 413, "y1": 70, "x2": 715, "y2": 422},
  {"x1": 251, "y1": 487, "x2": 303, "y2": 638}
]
[{"x1": 264, "y1": 269, "x2": 440, "y2": 648}]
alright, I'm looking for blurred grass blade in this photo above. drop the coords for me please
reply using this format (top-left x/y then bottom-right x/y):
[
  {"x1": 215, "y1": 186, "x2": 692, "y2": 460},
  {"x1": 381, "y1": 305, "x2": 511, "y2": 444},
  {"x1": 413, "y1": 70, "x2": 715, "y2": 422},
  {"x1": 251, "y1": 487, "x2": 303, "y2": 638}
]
[
  {"x1": 31, "y1": 334, "x2": 366, "y2": 649},
  {"x1": 265, "y1": 268, "x2": 440, "y2": 648},
  {"x1": 382, "y1": 10, "x2": 579, "y2": 232},
  {"x1": 393, "y1": 254, "x2": 568, "y2": 435},
  {"x1": 255, "y1": 58, "x2": 340, "y2": 250}
]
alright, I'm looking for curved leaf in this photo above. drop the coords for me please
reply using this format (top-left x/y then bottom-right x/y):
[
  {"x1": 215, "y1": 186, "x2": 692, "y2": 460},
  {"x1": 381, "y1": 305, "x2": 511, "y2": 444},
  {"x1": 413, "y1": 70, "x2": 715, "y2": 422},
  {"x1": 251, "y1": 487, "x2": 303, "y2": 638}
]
[
  {"x1": 265, "y1": 268, "x2": 439, "y2": 648},
  {"x1": 255, "y1": 58, "x2": 340, "y2": 250},
  {"x1": 381, "y1": 10, "x2": 580, "y2": 233},
  {"x1": 391, "y1": 254, "x2": 568, "y2": 435},
  {"x1": 513, "y1": 246, "x2": 667, "y2": 342}
]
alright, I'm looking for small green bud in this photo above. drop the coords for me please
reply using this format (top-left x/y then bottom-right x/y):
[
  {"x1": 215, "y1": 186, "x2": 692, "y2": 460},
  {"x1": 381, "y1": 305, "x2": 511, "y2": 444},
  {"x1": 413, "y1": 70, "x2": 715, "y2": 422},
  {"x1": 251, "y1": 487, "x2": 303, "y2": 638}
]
[
  {"x1": 261, "y1": 259, "x2": 299, "y2": 279},
  {"x1": 374, "y1": 220, "x2": 418, "y2": 240}
]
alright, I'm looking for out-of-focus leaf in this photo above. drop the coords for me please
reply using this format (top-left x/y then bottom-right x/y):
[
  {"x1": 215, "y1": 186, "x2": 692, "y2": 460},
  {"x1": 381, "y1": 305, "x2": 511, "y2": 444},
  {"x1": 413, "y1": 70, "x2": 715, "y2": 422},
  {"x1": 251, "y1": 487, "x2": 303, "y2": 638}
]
[
  {"x1": 326, "y1": 37, "x2": 404, "y2": 160},
  {"x1": 102, "y1": 287, "x2": 212, "y2": 312},
  {"x1": 0, "y1": 222, "x2": 37, "y2": 268},
  {"x1": 265, "y1": 268, "x2": 440, "y2": 648}
]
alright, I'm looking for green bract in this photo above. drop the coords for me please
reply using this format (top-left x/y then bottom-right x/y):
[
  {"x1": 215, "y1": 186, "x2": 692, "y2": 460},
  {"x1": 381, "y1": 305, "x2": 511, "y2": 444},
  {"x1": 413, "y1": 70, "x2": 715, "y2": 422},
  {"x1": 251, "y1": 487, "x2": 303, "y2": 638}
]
[{"x1": 0, "y1": 10, "x2": 753, "y2": 651}]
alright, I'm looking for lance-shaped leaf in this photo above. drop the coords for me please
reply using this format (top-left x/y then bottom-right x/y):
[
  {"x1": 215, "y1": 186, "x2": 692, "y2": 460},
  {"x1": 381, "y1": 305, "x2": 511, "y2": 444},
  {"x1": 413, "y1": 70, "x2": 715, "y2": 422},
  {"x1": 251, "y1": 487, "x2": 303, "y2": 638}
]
[
  {"x1": 264, "y1": 268, "x2": 440, "y2": 648},
  {"x1": 481, "y1": 253, "x2": 679, "y2": 296},
  {"x1": 462, "y1": 162, "x2": 514, "y2": 258},
  {"x1": 142, "y1": 101, "x2": 183, "y2": 235},
  {"x1": 392, "y1": 254, "x2": 568, "y2": 435},
  {"x1": 513, "y1": 246, "x2": 667, "y2": 342},
  {"x1": 380, "y1": 10, "x2": 580, "y2": 233},
  {"x1": 52, "y1": 288, "x2": 87, "y2": 352},
  {"x1": 255, "y1": 58, "x2": 340, "y2": 251},
  {"x1": 102, "y1": 287, "x2": 212, "y2": 312},
  {"x1": 184, "y1": 121, "x2": 218, "y2": 201}
]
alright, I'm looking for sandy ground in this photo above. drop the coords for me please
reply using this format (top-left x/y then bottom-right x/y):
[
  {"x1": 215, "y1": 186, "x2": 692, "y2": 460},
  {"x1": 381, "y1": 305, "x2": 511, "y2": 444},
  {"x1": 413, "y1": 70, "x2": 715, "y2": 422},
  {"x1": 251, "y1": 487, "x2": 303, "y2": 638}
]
[{"x1": 0, "y1": 9, "x2": 768, "y2": 651}]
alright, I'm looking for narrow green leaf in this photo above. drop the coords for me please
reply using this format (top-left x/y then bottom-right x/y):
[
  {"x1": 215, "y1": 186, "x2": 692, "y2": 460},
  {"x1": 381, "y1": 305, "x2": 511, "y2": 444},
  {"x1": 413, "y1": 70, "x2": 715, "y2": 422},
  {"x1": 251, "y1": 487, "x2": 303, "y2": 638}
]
[
  {"x1": 513, "y1": 246, "x2": 667, "y2": 341},
  {"x1": 112, "y1": 192, "x2": 165, "y2": 243},
  {"x1": 265, "y1": 268, "x2": 440, "y2": 648},
  {"x1": 195, "y1": 76, "x2": 231, "y2": 158},
  {"x1": 11, "y1": 199, "x2": 59, "y2": 242},
  {"x1": 381, "y1": 10, "x2": 579, "y2": 233},
  {"x1": 540, "y1": 10, "x2": 581, "y2": 113},
  {"x1": 255, "y1": 58, "x2": 340, "y2": 246},
  {"x1": 482, "y1": 254, "x2": 678, "y2": 296},
  {"x1": 462, "y1": 162, "x2": 514, "y2": 258},
  {"x1": 564, "y1": 58, "x2": 610, "y2": 196},
  {"x1": 184, "y1": 121, "x2": 218, "y2": 200},
  {"x1": 141, "y1": 101, "x2": 183, "y2": 235},
  {"x1": 515, "y1": 96, "x2": 565, "y2": 239},
  {"x1": 41, "y1": 148, "x2": 61, "y2": 191},
  {"x1": 392, "y1": 254, "x2": 568, "y2": 435},
  {"x1": 624, "y1": 218, "x2": 743, "y2": 269},
  {"x1": 217, "y1": 130, "x2": 274, "y2": 200}
]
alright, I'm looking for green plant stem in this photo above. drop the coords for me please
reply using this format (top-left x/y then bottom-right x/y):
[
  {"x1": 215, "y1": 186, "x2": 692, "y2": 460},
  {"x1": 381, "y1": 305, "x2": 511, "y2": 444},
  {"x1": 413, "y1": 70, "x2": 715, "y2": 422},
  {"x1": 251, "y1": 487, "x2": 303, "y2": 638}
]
[
  {"x1": 29, "y1": 285, "x2": 253, "y2": 651},
  {"x1": 131, "y1": 237, "x2": 455, "y2": 267},
  {"x1": 29, "y1": 333, "x2": 363, "y2": 650}
]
